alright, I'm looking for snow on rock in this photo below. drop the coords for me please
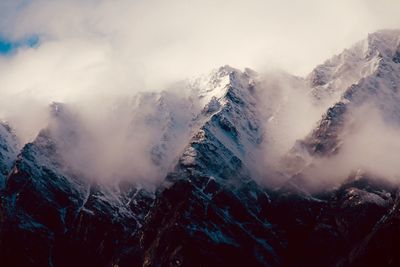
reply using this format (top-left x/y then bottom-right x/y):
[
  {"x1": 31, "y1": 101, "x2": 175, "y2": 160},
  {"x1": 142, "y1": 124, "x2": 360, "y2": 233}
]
[
  {"x1": 0, "y1": 103, "x2": 154, "y2": 267},
  {"x1": 190, "y1": 65, "x2": 238, "y2": 107},
  {"x1": 285, "y1": 29, "x2": 400, "y2": 177},
  {"x1": 308, "y1": 29, "x2": 400, "y2": 108},
  {"x1": 173, "y1": 65, "x2": 263, "y2": 186},
  {"x1": 0, "y1": 122, "x2": 19, "y2": 189},
  {"x1": 121, "y1": 65, "x2": 262, "y2": 184},
  {"x1": 125, "y1": 66, "x2": 285, "y2": 267}
]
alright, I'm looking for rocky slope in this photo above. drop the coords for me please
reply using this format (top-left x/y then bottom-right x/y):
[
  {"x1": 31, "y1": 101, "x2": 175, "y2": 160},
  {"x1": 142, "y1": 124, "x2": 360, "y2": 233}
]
[
  {"x1": 0, "y1": 103, "x2": 154, "y2": 267},
  {"x1": 0, "y1": 122, "x2": 19, "y2": 190},
  {"x1": 119, "y1": 66, "x2": 284, "y2": 267},
  {"x1": 284, "y1": 30, "x2": 400, "y2": 179},
  {"x1": 1, "y1": 30, "x2": 400, "y2": 267},
  {"x1": 304, "y1": 29, "x2": 400, "y2": 157}
]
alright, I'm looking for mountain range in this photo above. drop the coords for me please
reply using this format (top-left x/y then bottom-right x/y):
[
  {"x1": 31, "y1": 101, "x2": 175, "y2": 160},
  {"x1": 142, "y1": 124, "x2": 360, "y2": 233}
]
[{"x1": 1, "y1": 29, "x2": 400, "y2": 267}]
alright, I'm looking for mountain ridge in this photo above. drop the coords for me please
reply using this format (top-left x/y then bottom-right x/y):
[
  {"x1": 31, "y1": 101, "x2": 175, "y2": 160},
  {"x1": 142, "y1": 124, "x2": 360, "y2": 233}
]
[{"x1": 1, "y1": 30, "x2": 400, "y2": 266}]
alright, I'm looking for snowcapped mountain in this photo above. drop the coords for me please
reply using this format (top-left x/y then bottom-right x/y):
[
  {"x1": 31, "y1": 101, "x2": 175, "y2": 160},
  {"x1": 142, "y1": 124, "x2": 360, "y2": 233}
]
[
  {"x1": 0, "y1": 122, "x2": 19, "y2": 189},
  {"x1": 0, "y1": 103, "x2": 155, "y2": 267},
  {"x1": 308, "y1": 29, "x2": 400, "y2": 106},
  {"x1": 129, "y1": 66, "x2": 284, "y2": 267},
  {"x1": 286, "y1": 30, "x2": 400, "y2": 174},
  {"x1": 2, "y1": 30, "x2": 400, "y2": 267}
]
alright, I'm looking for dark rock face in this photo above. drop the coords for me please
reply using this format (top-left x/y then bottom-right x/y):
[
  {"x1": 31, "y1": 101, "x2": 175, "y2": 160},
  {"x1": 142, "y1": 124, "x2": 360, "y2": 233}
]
[
  {"x1": 119, "y1": 179, "x2": 283, "y2": 267},
  {"x1": 0, "y1": 125, "x2": 154, "y2": 267},
  {"x1": 0, "y1": 133, "x2": 87, "y2": 267},
  {"x1": 339, "y1": 191, "x2": 400, "y2": 267},
  {"x1": 114, "y1": 172, "x2": 400, "y2": 267},
  {"x1": 1, "y1": 121, "x2": 400, "y2": 267},
  {"x1": 302, "y1": 101, "x2": 348, "y2": 156},
  {"x1": 3, "y1": 162, "x2": 398, "y2": 267},
  {"x1": 393, "y1": 47, "x2": 400, "y2": 64},
  {"x1": 0, "y1": 122, "x2": 19, "y2": 190},
  {"x1": 116, "y1": 69, "x2": 286, "y2": 267},
  {"x1": 268, "y1": 175, "x2": 396, "y2": 267}
]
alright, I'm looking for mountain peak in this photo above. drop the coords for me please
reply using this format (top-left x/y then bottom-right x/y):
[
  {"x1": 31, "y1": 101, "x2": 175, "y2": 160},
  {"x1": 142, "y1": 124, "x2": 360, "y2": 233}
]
[
  {"x1": 307, "y1": 29, "x2": 400, "y2": 107},
  {"x1": 190, "y1": 66, "x2": 257, "y2": 111},
  {"x1": 0, "y1": 122, "x2": 19, "y2": 189},
  {"x1": 366, "y1": 29, "x2": 400, "y2": 59}
]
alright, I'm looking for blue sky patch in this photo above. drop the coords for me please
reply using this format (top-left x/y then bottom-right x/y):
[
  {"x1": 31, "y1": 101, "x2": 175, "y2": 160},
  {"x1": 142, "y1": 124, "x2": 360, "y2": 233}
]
[{"x1": 0, "y1": 35, "x2": 39, "y2": 55}]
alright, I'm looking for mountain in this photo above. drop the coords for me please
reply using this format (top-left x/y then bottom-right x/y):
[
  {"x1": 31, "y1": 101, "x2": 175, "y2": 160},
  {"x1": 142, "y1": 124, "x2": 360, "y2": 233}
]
[
  {"x1": 286, "y1": 29, "x2": 400, "y2": 173},
  {"x1": 279, "y1": 29, "x2": 400, "y2": 265},
  {"x1": 308, "y1": 29, "x2": 400, "y2": 106},
  {"x1": 0, "y1": 122, "x2": 19, "y2": 190},
  {"x1": 2, "y1": 30, "x2": 400, "y2": 267},
  {"x1": 0, "y1": 103, "x2": 154, "y2": 267},
  {"x1": 120, "y1": 66, "x2": 285, "y2": 267}
]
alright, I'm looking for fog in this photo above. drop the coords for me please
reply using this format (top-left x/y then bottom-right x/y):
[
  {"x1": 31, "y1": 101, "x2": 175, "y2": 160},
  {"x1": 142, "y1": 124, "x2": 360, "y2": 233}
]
[
  {"x1": 300, "y1": 104, "x2": 400, "y2": 190},
  {"x1": 256, "y1": 71, "x2": 400, "y2": 189},
  {"x1": 256, "y1": 71, "x2": 325, "y2": 165},
  {"x1": 41, "y1": 91, "x2": 199, "y2": 185},
  {"x1": 1, "y1": 1, "x2": 400, "y2": 187}
]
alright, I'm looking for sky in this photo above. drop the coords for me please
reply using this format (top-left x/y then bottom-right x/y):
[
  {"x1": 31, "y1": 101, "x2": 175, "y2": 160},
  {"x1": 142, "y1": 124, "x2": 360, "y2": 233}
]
[
  {"x1": 0, "y1": 1, "x2": 400, "y2": 78},
  {"x1": 0, "y1": 35, "x2": 39, "y2": 54}
]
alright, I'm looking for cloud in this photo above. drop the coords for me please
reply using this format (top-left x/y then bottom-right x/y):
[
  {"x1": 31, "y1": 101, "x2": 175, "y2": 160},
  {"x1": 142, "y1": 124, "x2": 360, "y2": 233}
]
[
  {"x1": 1, "y1": 0, "x2": 400, "y2": 78},
  {"x1": 299, "y1": 104, "x2": 400, "y2": 190}
]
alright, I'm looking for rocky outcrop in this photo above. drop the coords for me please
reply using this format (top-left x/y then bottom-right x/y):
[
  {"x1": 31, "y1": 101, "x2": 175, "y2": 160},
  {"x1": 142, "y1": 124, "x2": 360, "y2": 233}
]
[{"x1": 0, "y1": 104, "x2": 155, "y2": 267}]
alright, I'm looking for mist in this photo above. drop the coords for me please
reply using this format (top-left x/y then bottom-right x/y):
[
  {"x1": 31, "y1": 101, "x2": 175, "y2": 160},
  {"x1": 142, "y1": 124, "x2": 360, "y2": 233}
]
[
  {"x1": 40, "y1": 90, "x2": 200, "y2": 186},
  {"x1": 256, "y1": 71, "x2": 325, "y2": 164},
  {"x1": 300, "y1": 104, "x2": 400, "y2": 190},
  {"x1": 260, "y1": 87, "x2": 400, "y2": 190}
]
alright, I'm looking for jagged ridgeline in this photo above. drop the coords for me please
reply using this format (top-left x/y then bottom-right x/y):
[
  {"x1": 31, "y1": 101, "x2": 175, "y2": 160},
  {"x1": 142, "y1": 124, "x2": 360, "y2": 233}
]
[{"x1": 1, "y1": 29, "x2": 400, "y2": 267}]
